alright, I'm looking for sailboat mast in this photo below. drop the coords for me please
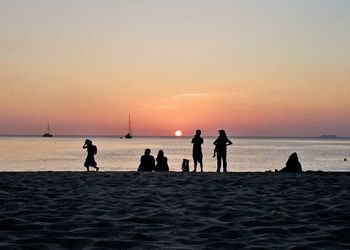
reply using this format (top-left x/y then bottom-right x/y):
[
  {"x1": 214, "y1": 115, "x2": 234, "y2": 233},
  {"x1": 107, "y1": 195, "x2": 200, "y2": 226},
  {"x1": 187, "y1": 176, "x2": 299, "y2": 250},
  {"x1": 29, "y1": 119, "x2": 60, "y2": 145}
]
[
  {"x1": 47, "y1": 122, "x2": 51, "y2": 134},
  {"x1": 128, "y1": 115, "x2": 132, "y2": 134}
]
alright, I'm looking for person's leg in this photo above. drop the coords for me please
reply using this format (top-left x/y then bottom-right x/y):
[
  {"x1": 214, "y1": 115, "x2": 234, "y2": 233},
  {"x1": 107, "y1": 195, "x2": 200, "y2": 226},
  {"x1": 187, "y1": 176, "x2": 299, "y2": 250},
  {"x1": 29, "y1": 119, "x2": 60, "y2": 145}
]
[
  {"x1": 193, "y1": 159, "x2": 197, "y2": 172},
  {"x1": 92, "y1": 159, "x2": 99, "y2": 171},
  {"x1": 222, "y1": 152, "x2": 227, "y2": 172},
  {"x1": 216, "y1": 153, "x2": 222, "y2": 172},
  {"x1": 84, "y1": 160, "x2": 89, "y2": 172},
  {"x1": 199, "y1": 160, "x2": 203, "y2": 172}
]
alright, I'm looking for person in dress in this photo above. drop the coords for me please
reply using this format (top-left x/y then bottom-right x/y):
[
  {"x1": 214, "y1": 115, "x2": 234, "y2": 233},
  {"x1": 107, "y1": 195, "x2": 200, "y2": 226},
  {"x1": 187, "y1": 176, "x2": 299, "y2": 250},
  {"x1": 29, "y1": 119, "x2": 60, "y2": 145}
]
[
  {"x1": 155, "y1": 150, "x2": 169, "y2": 171},
  {"x1": 83, "y1": 139, "x2": 99, "y2": 172},
  {"x1": 213, "y1": 130, "x2": 233, "y2": 172},
  {"x1": 191, "y1": 129, "x2": 204, "y2": 172},
  {"x1": 137, "y1": 148, "x2": 155, "y2": 171}
]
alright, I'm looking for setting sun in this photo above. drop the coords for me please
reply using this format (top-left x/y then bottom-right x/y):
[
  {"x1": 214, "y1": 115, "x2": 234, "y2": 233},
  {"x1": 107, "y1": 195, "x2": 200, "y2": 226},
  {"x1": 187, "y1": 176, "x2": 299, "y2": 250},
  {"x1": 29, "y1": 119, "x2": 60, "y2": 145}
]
[{"x1": 175, "y1": 130, "x2": 182, "y2": 137}]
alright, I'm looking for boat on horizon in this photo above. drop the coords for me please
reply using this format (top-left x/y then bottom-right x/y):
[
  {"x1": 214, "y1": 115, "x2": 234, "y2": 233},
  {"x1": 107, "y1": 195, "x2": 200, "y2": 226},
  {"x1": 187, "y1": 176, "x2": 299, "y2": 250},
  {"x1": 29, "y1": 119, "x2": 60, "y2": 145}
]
[
  {"x1": 42, "y1": 122, "x2": 53, "y2": 137},
  {"x1": 123, "y1": 115, "x2": 132, "y2": 139}
]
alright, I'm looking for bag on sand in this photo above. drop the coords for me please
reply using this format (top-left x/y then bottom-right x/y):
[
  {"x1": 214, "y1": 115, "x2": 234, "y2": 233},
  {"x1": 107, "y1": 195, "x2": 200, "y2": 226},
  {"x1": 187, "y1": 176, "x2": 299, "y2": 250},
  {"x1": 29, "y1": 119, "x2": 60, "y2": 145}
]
[{"x1": 181, "y1": 159, "x2": 189, "y2": 172}]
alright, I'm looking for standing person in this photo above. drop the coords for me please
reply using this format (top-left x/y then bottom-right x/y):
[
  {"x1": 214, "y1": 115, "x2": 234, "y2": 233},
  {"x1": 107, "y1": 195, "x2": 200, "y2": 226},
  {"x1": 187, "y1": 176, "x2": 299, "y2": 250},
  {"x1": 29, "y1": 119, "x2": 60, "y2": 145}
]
[
  {"x1": 213, "y1": 130, "x2": 232, "y2": 172},
  {"x1": 191, "y1": 129, "x2": 204, "y2": 172},
  {"x1": 83, "y1": 139, "x2": 99, "y2": 172},
  {"x1": 137, "y1": 148, "x2": 155, "y2": 171},
  {"x1": 155, "y1": 150, "x2": 169, "y2": 171}
]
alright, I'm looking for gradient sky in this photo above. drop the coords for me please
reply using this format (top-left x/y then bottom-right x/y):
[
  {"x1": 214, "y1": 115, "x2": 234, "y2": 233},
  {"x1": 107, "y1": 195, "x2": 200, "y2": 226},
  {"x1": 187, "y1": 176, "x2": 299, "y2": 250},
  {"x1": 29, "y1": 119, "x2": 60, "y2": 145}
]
[{"x1": 1, "y1": 0, "x2": 350, "y2": 136}]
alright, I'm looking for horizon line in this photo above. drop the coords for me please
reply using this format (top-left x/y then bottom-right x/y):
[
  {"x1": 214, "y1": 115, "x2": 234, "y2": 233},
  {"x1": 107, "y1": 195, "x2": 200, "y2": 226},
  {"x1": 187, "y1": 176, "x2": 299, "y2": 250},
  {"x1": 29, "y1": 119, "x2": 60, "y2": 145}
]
[{"x1": 1, "y1": 134, "x2": 349, "y2": 139}]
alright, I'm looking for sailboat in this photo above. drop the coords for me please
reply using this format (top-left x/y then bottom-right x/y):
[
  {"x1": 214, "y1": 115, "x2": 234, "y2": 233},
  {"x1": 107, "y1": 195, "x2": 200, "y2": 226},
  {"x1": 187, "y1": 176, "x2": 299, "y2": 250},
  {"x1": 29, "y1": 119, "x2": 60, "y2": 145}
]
[
  {"x1": 42, "y1": 122, "x2": 53, "y2": 137},
  {"x1": 124, "y1": 115, "x2": 132, "y2": 139}
]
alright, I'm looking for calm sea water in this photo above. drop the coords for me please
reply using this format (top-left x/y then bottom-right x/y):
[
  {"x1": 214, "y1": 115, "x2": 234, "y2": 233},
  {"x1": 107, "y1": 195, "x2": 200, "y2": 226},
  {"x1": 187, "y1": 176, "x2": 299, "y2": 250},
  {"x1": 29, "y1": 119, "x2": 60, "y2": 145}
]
[{"x1": 0, "y1": 136, "x2": 349, "y2": 172}]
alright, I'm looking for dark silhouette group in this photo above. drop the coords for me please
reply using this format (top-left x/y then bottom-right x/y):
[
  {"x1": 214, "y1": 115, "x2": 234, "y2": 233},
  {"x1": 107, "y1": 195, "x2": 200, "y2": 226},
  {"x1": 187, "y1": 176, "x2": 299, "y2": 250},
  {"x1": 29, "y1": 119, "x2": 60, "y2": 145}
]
[
  {"x1": 136, "y1": 129, "x2": 235, "y2": 173},
  {"x1": 190, "y1": 129, "x2": 234, "y2": 172},
  {"x1": 83, "y1": 130, "x2": 303, "y2": 173},
  {"x1": 137, "y1": 148, "x2": 169, "y2": 172}
]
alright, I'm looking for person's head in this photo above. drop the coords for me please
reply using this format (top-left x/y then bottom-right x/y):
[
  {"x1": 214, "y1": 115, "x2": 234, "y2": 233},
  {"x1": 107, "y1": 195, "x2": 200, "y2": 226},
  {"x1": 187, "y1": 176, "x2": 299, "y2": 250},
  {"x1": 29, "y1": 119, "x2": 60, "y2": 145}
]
[
  {"x1": 145, "y1": 148, "x2": 151, "y2": 155},
  {"x1": 195, "y1": 129, "x2": 201, "y2": 136},
  {"x1": 219, "y1": 130, "x2": 226, "y2": 137},
  {"x1": 158, "y1": 150, "x2": 164, "y2": 157},
  {"x1": 85, "y1": 139, "x2": 92, "y2": 145},
  {"x1": 289, "y1": 152, "x2": 298, "y2": 161}
]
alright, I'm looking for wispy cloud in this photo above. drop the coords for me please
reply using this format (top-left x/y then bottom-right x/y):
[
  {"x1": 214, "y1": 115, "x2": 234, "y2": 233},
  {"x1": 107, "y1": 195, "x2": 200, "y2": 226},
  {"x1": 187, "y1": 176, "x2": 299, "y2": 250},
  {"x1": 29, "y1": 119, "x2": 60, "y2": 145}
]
[{"x1": 173, "y1": 93, "x2": 210, "y2": 99}]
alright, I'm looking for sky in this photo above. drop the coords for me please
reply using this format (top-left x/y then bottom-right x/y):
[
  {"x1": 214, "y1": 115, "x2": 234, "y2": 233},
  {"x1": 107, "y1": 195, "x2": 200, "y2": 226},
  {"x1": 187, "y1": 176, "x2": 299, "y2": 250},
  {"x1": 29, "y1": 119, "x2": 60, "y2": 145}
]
[{"x1": 1, "y1": 0, "x2": 350, "y2": 136}]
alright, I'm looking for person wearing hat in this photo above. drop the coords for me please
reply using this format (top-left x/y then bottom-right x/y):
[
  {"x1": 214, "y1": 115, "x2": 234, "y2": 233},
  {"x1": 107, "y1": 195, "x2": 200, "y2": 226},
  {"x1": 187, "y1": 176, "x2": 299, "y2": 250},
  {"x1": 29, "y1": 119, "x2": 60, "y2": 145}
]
[
  {"x1": 213, "y1": 130, "x2": 233, "y2": 172},
  {"x1": 83, "y1": 139, "x2": 99, "y2": 172}
]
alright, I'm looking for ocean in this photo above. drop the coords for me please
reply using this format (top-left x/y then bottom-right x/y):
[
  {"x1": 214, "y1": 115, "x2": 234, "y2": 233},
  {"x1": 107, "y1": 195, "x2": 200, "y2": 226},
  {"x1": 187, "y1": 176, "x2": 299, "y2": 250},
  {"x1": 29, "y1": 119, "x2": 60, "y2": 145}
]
[{"x1": 0, "y1": 136, "x2": 349, "y2": 172}]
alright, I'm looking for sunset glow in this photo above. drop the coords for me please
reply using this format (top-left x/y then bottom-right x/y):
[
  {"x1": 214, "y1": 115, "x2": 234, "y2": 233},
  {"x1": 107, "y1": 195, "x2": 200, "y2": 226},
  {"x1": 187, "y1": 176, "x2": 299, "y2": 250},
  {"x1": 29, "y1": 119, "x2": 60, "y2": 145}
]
[
  {"x1": 1, "y1": 1, "x2": 350, "y2": 137},
  {"x1": 175, "y1": 130, "x2": 182, "y2": 137}
]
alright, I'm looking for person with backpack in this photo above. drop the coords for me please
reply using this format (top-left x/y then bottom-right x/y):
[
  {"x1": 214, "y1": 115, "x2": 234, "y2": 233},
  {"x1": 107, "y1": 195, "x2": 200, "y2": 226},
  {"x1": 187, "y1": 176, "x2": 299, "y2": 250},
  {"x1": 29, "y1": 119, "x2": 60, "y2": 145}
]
[{"x1": 83, "y1": 139, "x2": 99, "y2": 172}]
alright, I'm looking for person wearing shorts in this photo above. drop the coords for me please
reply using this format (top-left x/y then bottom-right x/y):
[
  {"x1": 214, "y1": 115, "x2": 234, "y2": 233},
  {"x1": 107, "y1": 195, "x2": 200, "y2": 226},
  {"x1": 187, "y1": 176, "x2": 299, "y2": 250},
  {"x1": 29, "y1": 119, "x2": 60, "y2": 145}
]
[{"x1": 191, "y1": 129, "x2": 204, "y2": 172}]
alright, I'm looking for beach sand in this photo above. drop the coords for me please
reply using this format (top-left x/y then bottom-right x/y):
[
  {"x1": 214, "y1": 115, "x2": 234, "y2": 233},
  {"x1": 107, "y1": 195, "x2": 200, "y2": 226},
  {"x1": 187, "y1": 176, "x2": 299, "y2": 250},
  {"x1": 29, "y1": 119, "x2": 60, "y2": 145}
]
[{"x1": 0, "y1": 172, "x2": 349, "y2": 249}]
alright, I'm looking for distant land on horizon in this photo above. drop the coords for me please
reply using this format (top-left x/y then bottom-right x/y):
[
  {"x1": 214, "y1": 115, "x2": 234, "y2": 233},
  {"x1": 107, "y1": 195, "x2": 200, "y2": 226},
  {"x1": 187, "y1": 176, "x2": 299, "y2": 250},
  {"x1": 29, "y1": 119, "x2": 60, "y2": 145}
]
[{"x1": 319, "y1": 134, "x2": 338, "y2": 139}]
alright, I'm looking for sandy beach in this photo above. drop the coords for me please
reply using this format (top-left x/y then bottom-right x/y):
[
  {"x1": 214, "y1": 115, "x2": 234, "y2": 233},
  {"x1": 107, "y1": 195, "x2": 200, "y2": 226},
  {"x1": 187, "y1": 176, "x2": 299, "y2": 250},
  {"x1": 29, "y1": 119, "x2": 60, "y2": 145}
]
[{"x1": 0, "y1": 172, "x2": 349, "y2": 249}]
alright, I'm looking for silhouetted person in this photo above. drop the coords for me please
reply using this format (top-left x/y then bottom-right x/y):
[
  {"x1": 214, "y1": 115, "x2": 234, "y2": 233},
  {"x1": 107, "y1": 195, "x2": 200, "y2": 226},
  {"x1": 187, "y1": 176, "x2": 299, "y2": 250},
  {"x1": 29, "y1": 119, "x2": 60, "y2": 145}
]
[
  {"x1": 83, "y1": 139, "x2": 99, "y2": 172},
  {"x1": 155, "y1": 150, "x2": 169, "y2": 171},
  {"x1": 213, "y1": 130, "x2": 233, "y2": 172},
  {"x1": 137, "y1": 148, "x2": 155, "y2": 171},
  {"x1": 278, "y1": 152, "x2": 303, "y2": 172},
  {"x1": 191, "y1": 129, "x2": 204, "y2": 172}
]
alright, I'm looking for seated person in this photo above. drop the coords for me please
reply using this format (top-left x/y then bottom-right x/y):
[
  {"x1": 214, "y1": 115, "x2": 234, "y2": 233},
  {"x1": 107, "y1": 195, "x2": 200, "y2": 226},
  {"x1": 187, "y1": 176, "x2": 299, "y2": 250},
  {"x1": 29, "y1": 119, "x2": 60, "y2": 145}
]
[
  {"x1": 137, "y1": 148, "x2": 155, "y2": 171},
  {"x1": 278, "y1": 152, "x2": 303, "y2": 172},
  {"x1": 155, "y1": 150, "x2": 169, "y2": 171}
]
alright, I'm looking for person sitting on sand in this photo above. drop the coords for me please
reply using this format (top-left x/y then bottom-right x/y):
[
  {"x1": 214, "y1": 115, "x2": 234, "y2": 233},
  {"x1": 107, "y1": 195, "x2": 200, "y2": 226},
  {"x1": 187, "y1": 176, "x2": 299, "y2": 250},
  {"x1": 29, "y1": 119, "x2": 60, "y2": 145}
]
[
  {"x1": 137, "y1": 148, "x2": 155, "y2": 172},
  {"x1": 191, "y1": 129, "x2": 204, "y2": 172},
  {"x1": 83, "y1": 139, "x2": 99, "y2": 172},
  {"x1": 155, "y1": 150, "x2": 169, "y2": 171},
  {"x1": 278, "y1": 152, "x2": 303, "y2": 172},
  {"x1": 213, "y1": 130, "x2": 233, "y2": 172}
]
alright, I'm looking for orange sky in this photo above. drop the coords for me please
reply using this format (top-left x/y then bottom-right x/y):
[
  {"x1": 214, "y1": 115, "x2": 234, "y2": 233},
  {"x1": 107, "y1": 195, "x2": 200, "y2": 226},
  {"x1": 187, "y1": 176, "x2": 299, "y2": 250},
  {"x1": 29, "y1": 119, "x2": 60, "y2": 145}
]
[{"x1": 1, "y1": 1, "x2": 350, "y2": 136}]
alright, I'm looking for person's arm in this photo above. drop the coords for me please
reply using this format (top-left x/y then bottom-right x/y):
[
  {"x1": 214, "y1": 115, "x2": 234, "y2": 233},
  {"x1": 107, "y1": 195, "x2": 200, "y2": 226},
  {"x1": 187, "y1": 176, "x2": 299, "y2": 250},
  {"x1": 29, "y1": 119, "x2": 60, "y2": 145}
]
[
  {"x1": 166, "y1": 158, "x2": 169, "y2": 169},
  {"x1": 226, "y1": 138, "x2": 233, "y2": 146},
  {"x1": 83, "y1": 144, "x2": 87, "y2": 149},
  {"x1": 213, "y1": 138, "x2": 218, "y2": 145}
]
